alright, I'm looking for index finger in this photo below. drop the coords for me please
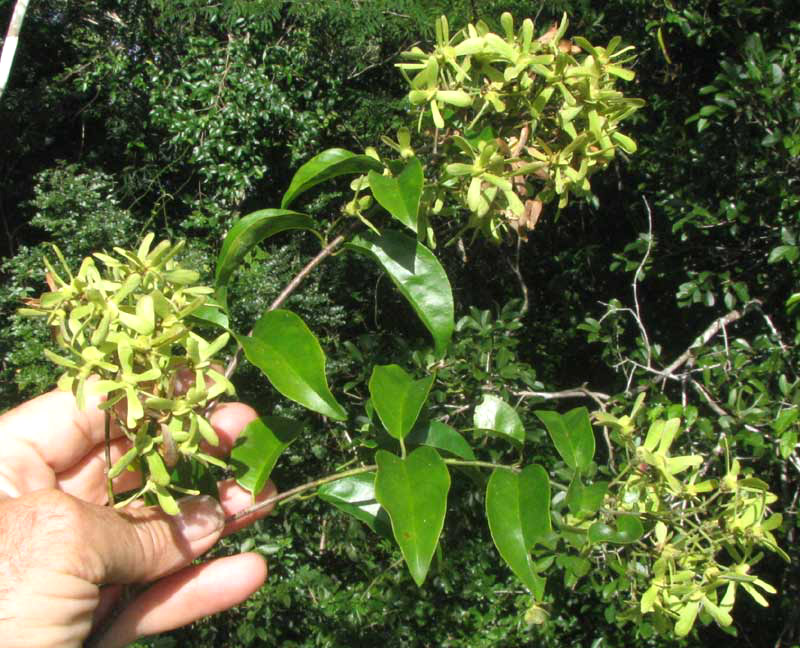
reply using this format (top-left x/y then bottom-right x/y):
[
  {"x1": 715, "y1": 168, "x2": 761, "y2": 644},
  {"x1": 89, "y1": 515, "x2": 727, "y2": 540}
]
[{"x1": 0, "y1": 388, "x2": 122, "y2": 475}]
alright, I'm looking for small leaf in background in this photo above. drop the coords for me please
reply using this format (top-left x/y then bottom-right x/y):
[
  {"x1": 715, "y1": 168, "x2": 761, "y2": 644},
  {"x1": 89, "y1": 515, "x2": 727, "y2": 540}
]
[
  {"x1": 566, "y1": 475, "x2": 608, "y2": 516},
  {"x1": 535, "y1": 407, "x2": 595, "y2": 472},
  {"x1": 281, "y1": 148, "x2": 384, "y2": 209},
  {"x1": 588, "y1": 515, "x2": 644, "y2": 544},
  {"x1": 215, "y1": 209, "x2": 317, "y2": 291},
  {"x1": 171, "y1": 456, "x2": 219, "y2": 501},
  {"x1": 486, "y1": 465, "x2": 550, "y2": 599},
  {"x1": 368, "y1": 157, "x2": 423, "y2": 233},
  {"x1": 406, "y1": 420, "x2": 476, "y2": 460},
  {"x1": 474, "y1": 394, "x2": 525, "y2": 447},
  {"x1": 235, "y1": 309, "x2": 347, "y2": 420},
  {"x1": 231, "y1": 416, "x2": 304, "y2": 495},
  {"x1": 369, "y1": 364, "x2": 434, "y2": 440},
  {"x1": 318, "y1": 473, "x2": 392, "y2": 537},
  {"x1": 347, "y1": 231, "x2": 454, "y2": 356},
  {"x1": 375, "y1": 447, "x2": 450, "y2": 586}
]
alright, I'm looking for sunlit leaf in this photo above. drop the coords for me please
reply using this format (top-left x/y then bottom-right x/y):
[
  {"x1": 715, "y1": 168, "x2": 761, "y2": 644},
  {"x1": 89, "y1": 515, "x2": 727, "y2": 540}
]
[
  {"x1": 347, "y1": 231, "x2": 454, "y2": 356},
  {"x1": 486, "y1": 464, "x2": 550, "y2": 599},
  {"x1": 281, "y1": 148, "x2": 384, "y2": 209},
  {"x1": 535, "y1": 407, "x2": 595, "y2": 472},
  {"x1": 235, "y1": 309, "x2": 346, "y2": 420},
  {"x1": 474, "y1": 394, "x2": 525, "y2": 447},
  {"x1": 587, "y1": 515, "x2": 644, "y2": 544},
  {"x1": 368, "y1": 157, "x2": 423, "y2": 233},
  {"x1": 406, "y1": 420, "x2": 476, "y2": 460},
  {"x1": 318, "y1": 473, "x2": 392, "y2": 537},
  {"x1": 369, "y1": 364, "x2": 433, "y2": 440},
  {"x1": 231, "y1": 416, "x2": 304, "y2": 495},
  {"x1": 375, "y1": 447, "x2": 450, "y2": 586},
  {"x1": 215, "y1": 209, "x2": 316, "y2": 292}
]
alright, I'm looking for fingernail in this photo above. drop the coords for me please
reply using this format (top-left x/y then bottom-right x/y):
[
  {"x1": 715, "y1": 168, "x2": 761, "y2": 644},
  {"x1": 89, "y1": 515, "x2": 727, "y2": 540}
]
[{"x1": 175, "y1": 495, "x2": 224, "y2": 542}]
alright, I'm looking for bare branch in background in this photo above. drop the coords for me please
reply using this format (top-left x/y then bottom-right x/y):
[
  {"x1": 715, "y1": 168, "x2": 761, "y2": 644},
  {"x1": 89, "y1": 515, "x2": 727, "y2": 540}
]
[
  {"x1": 515, "y1": 386, "x2": 610, "y2": 408},
  {"x1": 633, "y1": 196, "x2": 654, "y2": 368}
]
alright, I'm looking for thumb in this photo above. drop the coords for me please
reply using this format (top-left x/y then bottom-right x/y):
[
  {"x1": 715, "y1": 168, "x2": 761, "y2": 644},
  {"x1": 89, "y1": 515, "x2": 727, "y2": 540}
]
[{"x1": 86, "y1": 494, "x2": 225, "y2": 584}]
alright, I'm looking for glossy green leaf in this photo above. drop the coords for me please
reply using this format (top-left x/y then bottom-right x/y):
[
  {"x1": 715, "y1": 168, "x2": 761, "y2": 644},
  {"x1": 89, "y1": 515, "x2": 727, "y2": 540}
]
[
  {"x1": 235, "y1": 309, "x2": 346, "y2": 420},
  {"x1": 281, "y1": 148, "x2": 384, "y2": 209},
  {"x1": 406, "y1": 420, "x2": 476, "y2": 460},
  {"x1": 215, "y1": 209, "x2": 316, "y2": 290},
  {"x1": 347, "y1": 231, "x2": 454, "y2": 356},
  {"x1": 587, "y1": 515, "x2": 644, "y2": 544},
  {"x1": 486, "y1": 465, "x2": 550, "y2": 599},
  {"x1": 369, "y1": 364, "x2": 433, "y2": 440},
  {"x1": 535, "y1": 407, "x2": 595, "y2": 472},
  {"x1": 566, "y1": 475, "x2": 608, "y2": 516},
  {"x1": 367, "y1": 157, "x2": 423, "y2": 233},
  {"x1": 318, "y1": 473, "x2": 392, "y2": 537},
  {"x1": 375, "y1": 447, "x2": 450, "y2": 586},
  {"x1": 231, "y1": 416, "x2": 304, "y2": 495},
  {"x1": 474, "y1": 394, "x2": 525, "y2": 446},
  {"x1": 189, "y1": 304, "x2": 230, "y2": 330}
]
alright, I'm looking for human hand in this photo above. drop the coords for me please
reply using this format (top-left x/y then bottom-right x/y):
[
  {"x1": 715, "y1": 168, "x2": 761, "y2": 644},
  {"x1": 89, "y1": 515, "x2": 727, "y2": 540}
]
[{"x1": 0, "y1": 388, "x2": 276, "y2": 648}]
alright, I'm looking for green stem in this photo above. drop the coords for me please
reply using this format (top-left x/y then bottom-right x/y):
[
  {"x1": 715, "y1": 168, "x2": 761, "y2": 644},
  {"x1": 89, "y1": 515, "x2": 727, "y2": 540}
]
[
  {"x1": 444, "y1": 458, "x2": 519, "y2": 472},
  {"x1": 104, "y1": 412, "x2": 114, "y2": 507},
  {"x1": 225, "y1": 457, "x2": 526, "y2": 524},
  {"x1": 226, "y1": 464, "x2": 377, "y2": 523}
]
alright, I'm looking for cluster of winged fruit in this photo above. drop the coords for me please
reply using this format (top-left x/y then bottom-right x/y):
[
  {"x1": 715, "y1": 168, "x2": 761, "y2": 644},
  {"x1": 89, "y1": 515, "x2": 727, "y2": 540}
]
[
  {"x1": 392, "y1": 12, "x2": 644, "y2": 241},
  {"x1": 20, "y1": 235, "x2": 232, "y2": 513}
]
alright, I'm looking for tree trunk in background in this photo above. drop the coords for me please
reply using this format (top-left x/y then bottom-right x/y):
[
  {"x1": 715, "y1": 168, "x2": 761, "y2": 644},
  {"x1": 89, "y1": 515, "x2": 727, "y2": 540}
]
[{"x1": 0, "y1": 0, "x2": 31, "y2": 101}]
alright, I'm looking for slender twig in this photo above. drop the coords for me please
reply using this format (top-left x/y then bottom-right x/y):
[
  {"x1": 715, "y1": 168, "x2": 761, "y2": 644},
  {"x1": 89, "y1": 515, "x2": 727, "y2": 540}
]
[
  {"x1": 633, "y1": 197, "x2": 654, "y2": 368},
  {"x1": 223, "y1": 231, "x2": 350, "y2": 380},
  {"x1": 514, "y1": 387, "x2": 610, "y2": 406},
  {"x1": 226, "y1": 464, "x2": 377, "y2": 523},
  {"x1": 659, "y1": 301, "x2": 760, "y2": 379},
  {"x1": 505, "y1": 235, "x2": 529, "y2": 315},
  {"x1": 347, "y1": 42, "x2": 416, "y2": 80},
  {"x1": 690, "y1": 379, "x2": 729, "y2": 418},
  {"x1": 104, "y1": 412, "x2": 114, "y2": 506},
  {"x1": 225, "y1": 458, "x2": 521, "y2": 524}
]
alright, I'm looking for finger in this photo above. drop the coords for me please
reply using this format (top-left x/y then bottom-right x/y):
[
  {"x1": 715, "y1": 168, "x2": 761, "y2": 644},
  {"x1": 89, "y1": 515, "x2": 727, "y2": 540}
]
[
  {"x1": 95, "y1": 553, "x2": 267, "y2": 648},
  {"x1": 15, "y1": 490, "x2": 225, "y2": 585},
  {"x1": 205, "y1": 402, "x2": 258, "y2": 456},
  {"x1": 0, "y1": 388, "x2": 122, "y2": 478},
  {"x1": 54, "y1": 401, "x2": 256, "y2": 501},
  {"x1": 217, "y1": 478, "x2": 277, "y2": 536}
]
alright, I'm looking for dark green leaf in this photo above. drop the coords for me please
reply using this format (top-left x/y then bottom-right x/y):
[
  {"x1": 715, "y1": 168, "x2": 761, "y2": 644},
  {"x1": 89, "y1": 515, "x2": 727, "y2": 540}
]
[
  {"x1": 535, "y1": 407, "x2": 595, "y2": 472},
  {"x1": 566, "y1": 476, "x2": 608, "y2": 515},
  {"x1": 368, "y1": 157, "x2": 423, "y2": 233},
  {"x1": 231, "y1": 416, "x2": 304, "y2": 495},
  {"x1": 347, "y1": 231, "x2": 454, "y2": 355},
  {"x1": 406, "y1": 420, "x2": 476, "y2": 460},
  {"x1": 189, "y1": 303, "x2": 230, "y2": 330},
  {"x1": 318, "y1": 473, "x2": 392, "y2": 537},
  {"x1": 588, "y1": 515, "x2": 644, "y2": 544},
  {"x1": 375, "y1": 447, "x2": 450, "y2": 586},
  {"x1": 215, "y1": 209, "x2": 317, "y2": 291},
  {"x1": 235, "y1": 309, "x2": 347, "y2": 420},
  {"x1": 369, "y1": 364, "x2": 433, "y2": 440},
  {"x1": 485, "y1": 465, "x2": 550, "y2": 598},
  {"x1": 474, "y1": 394, "x2": 525, "y2": 446},
  {"x1": 281, "y1": 148, "x2": 384, "y2": 209}
]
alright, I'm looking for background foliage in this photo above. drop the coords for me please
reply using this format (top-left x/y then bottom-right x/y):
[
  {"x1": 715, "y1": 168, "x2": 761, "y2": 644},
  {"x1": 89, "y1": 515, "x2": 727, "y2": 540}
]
[{"x1": 1, "y1": 0, "x2": 799, "y2": 645}]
